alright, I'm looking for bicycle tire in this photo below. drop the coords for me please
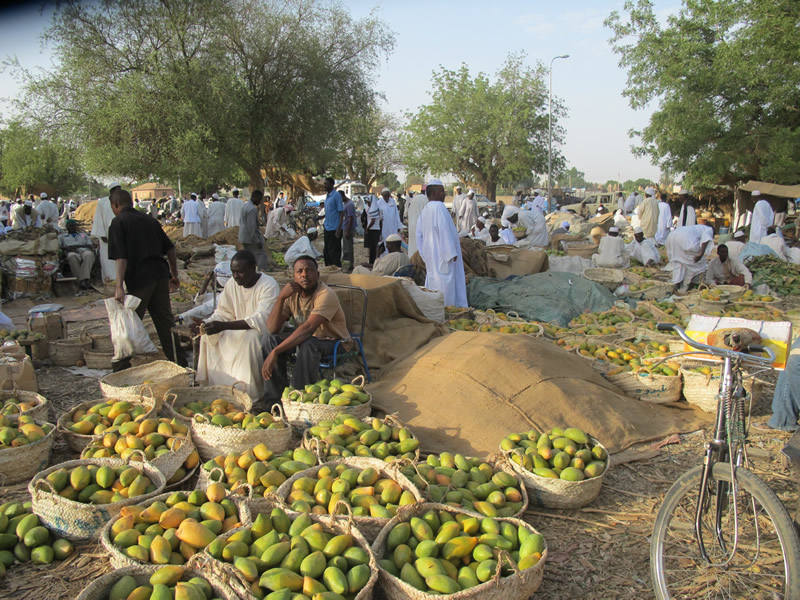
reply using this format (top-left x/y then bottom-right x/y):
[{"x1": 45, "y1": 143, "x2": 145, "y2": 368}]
[{"x1": 651, "y1": 463, "x2": 800, "y2": 599}]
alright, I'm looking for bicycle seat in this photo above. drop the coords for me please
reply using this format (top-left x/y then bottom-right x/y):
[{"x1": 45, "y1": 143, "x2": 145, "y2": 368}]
[{"x1": 706, "y1": 328, "x2": 762, "y2": 353}]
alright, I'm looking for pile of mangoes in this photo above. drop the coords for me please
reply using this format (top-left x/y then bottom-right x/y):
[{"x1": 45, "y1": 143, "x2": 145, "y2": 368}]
[
  {"x1": 108, "y1": 484, "x2": 243, "y2": 565},
  {"x1": 540, "y1": 323, "x2": 570, "y2": 338},
  {"x1": 700, "y1": 288, "x2": 726, "y2": 301},
  {"x1": 284, "y1": 462, "x2": 417, "y2": 518},
  {"x1": 202, "y1": 447, "x2": 316, "y2": 497},
  {"x1": 629, "y1": 266, "x2": 660, "y2": 279},
  {"x1": 0, "y1": 329, "x2": 45, "y2": 343},
  {"x1": 501, "y1": 427, "x2": 607, "y2": 482},
  {"x1": 651, "y1": 301, "x2": 682, "y2": 317},
  {"x1": 81, "y1": 417, "x2": 192, "y2": 461},
  {"x1": 738, "y1": 289, "x2": 775, "y2": 302},
  {"x1": 177, "y1": 398, "x2": 286, "y2": 432},
  {"x1": 571, "y1": 339, "x2": 679, "y2": 376},
  {"x1": 63, "y1": 400, "x2": 151, "y2": 436},
  {"x1": 0, "y1": 415, "x2": 51, "y2": 448},
  {"x1": 379, "y1": 509, "x2": 545, "y2": 594},
  {"x1": 398, "y1": 454, "x2": 524, "y2": 518},
  {"x1": 703, "y1": 304, "x2": 785, "y2": 321},
  {"x1": 0, "y1": 501, "x2": 74, "y2": 573},
  {"x1": 43, "y1": 464, "x2": 158, "y2": 505},
  {"x1": 283, "y1": 378, "x2": 369, "y2": 407},
  {"x1": 107, "y1": 567, "x2": 219, "y2": 600},
  {"x1": 628, "y1": 280, "x2": 657, "y2": 292},
  {"x1": 448, "y1": 319, "x2": 540, "y2": 334},
  {"x1": 0, "y1": 396, "x2": 43, "y2": 417},
  {"x1": 206, "y1": 506, "x2": 373, "y2": 598},
  {"x1": 305, "y1": 415, "x2": 419, "y2": 462}
]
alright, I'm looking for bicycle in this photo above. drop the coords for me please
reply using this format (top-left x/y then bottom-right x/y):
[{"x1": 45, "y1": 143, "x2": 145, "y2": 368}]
[{"x1": 650, "y1": 323, "x2": 800, "y2": 599}]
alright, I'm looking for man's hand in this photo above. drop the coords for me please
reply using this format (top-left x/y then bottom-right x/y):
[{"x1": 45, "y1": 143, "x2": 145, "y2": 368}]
[
  {"x1": 169, "y1": 275, "x2": 180, "y2": 293},
  {"x1": 694, "y1": 253, "x2": 703, "y2": 263},
  {"x1": 345, "y1": 230, "x2": 354, "y2": 240},
  {"x1": 262, "y1": 351, "x2": 278, "y2": 380},
  {"x1": 335, "y1": 228, "x2": 342, "y2": 239},
  {"x1": 101, "y1": 236, "x2": 108, "y2": 243},
  {"x1": 114, "y1": 283, "x2": 125, "y2": 304},
  {"x1": 278, "y1": 281, "x2": 302, "y2": 302},
  {"x1": 202, "y1": 321, "x2": 226, "y2": 335},
  {"x1": 190, "y1": 317, "x2": 203, "y2": 335}
]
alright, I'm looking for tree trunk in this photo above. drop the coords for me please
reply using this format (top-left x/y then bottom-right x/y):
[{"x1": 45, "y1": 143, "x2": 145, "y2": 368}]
[
  {"x1": 485, "y1": 180, "x2": 498, "y2": 202},
  {"x1": 247, "y1": 168, "x2": 265, "y2": 192}
]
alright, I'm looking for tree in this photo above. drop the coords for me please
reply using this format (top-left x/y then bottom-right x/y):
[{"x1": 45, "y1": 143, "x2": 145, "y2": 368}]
[
  {"x1": 563, "y1": 167, "x2": 587, "y2": 189},
  {"x1": 332, "y1": 104, "x2": 400, "y2": 188},
  {"x1": 376, "y1": 172, "x2": 401, "y2": 191},
  {"x1": 401, "y1": 54, "x2": 565, "y2": 201},
  {"x1": 16, "y1": 0, "x2": 393, "y2": 191},
  {"x1": 0, "y1": 120, "x2": 84, "y2": 197},
  {"x1": 606, "y1": 0, "x2": 800, "y2": 187}
]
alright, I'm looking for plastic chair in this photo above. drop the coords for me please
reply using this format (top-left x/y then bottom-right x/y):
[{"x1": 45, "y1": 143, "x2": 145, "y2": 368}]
[{"x1": 319, "y1": 283, "x2": 371, "y2": 382}]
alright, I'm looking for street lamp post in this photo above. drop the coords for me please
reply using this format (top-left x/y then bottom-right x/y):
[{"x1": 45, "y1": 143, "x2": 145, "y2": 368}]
[{"x1": 548, "y1": 54, "x2": 569, "y2": 213}]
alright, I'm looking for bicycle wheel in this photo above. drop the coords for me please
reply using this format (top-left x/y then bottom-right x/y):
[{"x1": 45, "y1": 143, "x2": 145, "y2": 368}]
[{"x1": 651, "y1": 463, "x2": 800, "y2": 599}]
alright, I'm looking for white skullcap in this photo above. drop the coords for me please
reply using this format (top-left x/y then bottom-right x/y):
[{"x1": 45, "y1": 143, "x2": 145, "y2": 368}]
[
  {"x1": 386, "y1": 233, "x2": 402, "y2": 242},
  {"x1": 455, "y1": 184, "x2": 463, "y2": 189},
  {"x1": 482, "y1": 212, "x2": 490, "y2": 218},
  {"x1": 109, "y1": 182, "x2": 121, "y2": 191},
  {"x1": 733, "y1": 230, "x2": 745, "y2": 238},
  {"x1": 615, "y1": 209, "x2": 623, "y2": 215},
  {"x1": 307, "y1": 227, "x2": 318, "y2": 234},
  {"x1": 232, "y1": 188, "x2": 239, "y2": 193},
  {"x1": 561, "y1": 221, "x2": 570, "y2": 229},
  {"x1": 24, "y1": 199, "x2": 32, "y2": 207},
  {"x1": 609, "y1": 226, "x2": 619, "y2": 233},
  {"x1": 679, "y1": 190, "x2": 688, "y2": 195},
  {"x1": 427, "y1": 178, "x2": 444, "y2": 187},
  {"x1": 190, "y1": 193, "x2": 197, "y2": 198},
  {"x1": 633, "y1": 226, "x2": 643, "y2": 234},
  {"x1": 752, "y1": 190, "x2": 761, "y2": 196},
  {"x1": 467, "y1": 189, "x2": 475, "y2": 195},
  {"x1": 477, "y1": 217, "x2": 486, "y2": 224},
  {"x1": 40, "y1": 192, "x2": 47, "y2": 199},
  {"x1": 502, "y1": 205, "x2": 520, "y2": 219},
  {"x1": 212, "y1": 193, "x2": 219, "y2": 199},
  {"x1": 381, "y1": 187, "x2": 391, "y2": 193}
]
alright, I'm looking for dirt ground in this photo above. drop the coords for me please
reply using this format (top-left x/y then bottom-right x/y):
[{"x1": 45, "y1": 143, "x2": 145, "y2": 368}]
[{"x1": 0, "y1": 235, "x2": 797, "y2": 599}]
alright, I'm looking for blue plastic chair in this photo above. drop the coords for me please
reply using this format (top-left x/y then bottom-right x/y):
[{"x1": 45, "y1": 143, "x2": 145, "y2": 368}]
[{"x1": 319, "y1": 283, "x2": 372, "y2": 382}]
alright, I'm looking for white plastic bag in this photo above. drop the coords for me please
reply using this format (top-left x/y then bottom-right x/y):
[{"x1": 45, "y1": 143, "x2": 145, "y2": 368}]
[
  {"x1": 104, "y1": 296, "x2": 157, "y2": 360},
  {"x1": 397, "y1": 278, "x2": 445, "y2": 322}
]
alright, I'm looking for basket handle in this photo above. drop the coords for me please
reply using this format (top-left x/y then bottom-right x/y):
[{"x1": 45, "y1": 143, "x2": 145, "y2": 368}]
[
  {"x1": 140, "y1": 386, "x2": 156, "y2": 405},
  {"x1": 165, "y1": 392, "x2": 179, "y2": 410},
  {"x1": 33, "y1": 476, "x2": 57, "y2": 496},
  {"x1": 350, "y1": 374, "x2": 365, "y2": 387},
  {"x1": 493, "y1": 548, "x2": 524, "y2": 585},
  {"x1": 194, "y1": 413, "x2": 213, "y2": 426},
  {"x1": 327, "y1": 499, "x2": 354, "y2": 534},
  {"x1": 270, "y1": 402, "x2": 288, "y2": 427},
  {"x1": 382, "y1": 413, "x2": 404, "y2": 429},
  {"x1": 507, "y1": 310, "x2": 521, "y2": 320},
  {"x1": 207, "y1": 466, "x2": 226, "y2": 485},
  {"x1": 231, "y1": 381, "x2": 248, "y2": 395},
  {"x1": 306, "y1": 437, "x2": 329, "y2": 464}
]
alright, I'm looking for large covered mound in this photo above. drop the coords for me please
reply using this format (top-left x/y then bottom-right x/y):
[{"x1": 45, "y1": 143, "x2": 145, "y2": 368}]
[{"x1": 369, "y1": 331, "x2": 710, "y2": 455}]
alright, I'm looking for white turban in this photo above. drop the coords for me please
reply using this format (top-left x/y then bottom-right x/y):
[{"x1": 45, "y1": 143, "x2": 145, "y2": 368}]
[
  {"x1": 633, "y1": 226, "x2": 643, "y2": 234},
  {"x1": 427, "y1": 178, "x2": 444, "y2": 187},
  {"x1": 733, "y1": 230, "x2": 745, "y2": 239},
  {"x1": 560, "y1": 221, "x2": 570, "y2": 230},
  {"x1": 501, "y1": 205, "x2": 520, "y2": 228},
  {"x1": 40, "y1": 192, "x2": 48, "y2": 199},
  {"x1": 212, "y1": 193, "x2": 219, "y2": 199},
  {"x1": 381, "y1": 187, "x2": 391, "y2": 193}
]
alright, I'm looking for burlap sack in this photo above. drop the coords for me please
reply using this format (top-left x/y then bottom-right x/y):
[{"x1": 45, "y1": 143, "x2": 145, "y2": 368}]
[
  {"x1": 367, "y1": 331, "x2": 710, "y2": 455},
  {"x1": 486, "y1": 247, "x2": 549, "y2": 279}
]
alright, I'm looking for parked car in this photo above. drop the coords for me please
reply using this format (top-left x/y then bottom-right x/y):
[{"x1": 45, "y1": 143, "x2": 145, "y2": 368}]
[
  {"x1": 562, "y1": 193, "x2": 616, "y2": 217},
  {"x1": 445, "y1": 194, "x2": 499, "y2": 217}
]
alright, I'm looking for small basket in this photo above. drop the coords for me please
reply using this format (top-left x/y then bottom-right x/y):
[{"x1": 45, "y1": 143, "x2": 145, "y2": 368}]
[
  {"x1": 281, "y1": 375, "x2": 372, "y2": 428},
  {"x1": 164, "y1": 463, "x2": 199, "y2": 491},
  {"x1": 83, "y1": 349, "x2": 114, "y2": 370},
  {"x1": 583, "y1": 268, "x2": 624, "y2": 290},
  {"x1": 0, "y1": 385, "x2": 49, "y2": 422},
  {"x1": 0, "y1": 417, "x2": 55, "y2": 485},
  {"x1": 48, "y1": 334, "x2": 92, "y2": 367},
  {"x1": 607, "y1": 368, "x2": 682, "y2": 404},
  {"x1": 56, "y1": 390, "x2": 158, "y2": 453},
  {"x1": 513, "y1": 229, "x2": 527, "y2": 239},
  {"x1": 629, "y1": 281, "x2": 674, "y2": 301},
  {"x1": 680, "y1": 367, "x2": 756, "y2": 412},
  {"x1": 88, "y1": 332, "x2": 114, "y2": 354},
  {"x1": 371, "y1": 502, "x2": 547, "y2": 600},
  {"x1": 564, "y1": 240, "x2": 598, "y2": 258},
  {"x1": 444, "y1": 307, "x2": 474, "y2": 321},
  {"x1": 163, "y1": 382, "x2": 254, "y2": 423},
  {"x1": 29, "y1": 457, "x2": 166, "y2": 541},
  {"x1": 99, "y1": 360, "x2": 193, "y2": 410},
  {"x1": 503, "y1": 436, "x2": 609, "y2": 509}
]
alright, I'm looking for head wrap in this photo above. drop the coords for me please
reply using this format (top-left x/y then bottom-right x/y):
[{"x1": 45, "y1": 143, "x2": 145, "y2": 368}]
[
  {"x1": 40, "y1": 192, "x2": 48, "y2": 199},
  {"x1": 307, "y1": 227, "x2": 318, "y2": 234},
  {"x1": 477, "y1": 217, "x2": 486, "y2": 224},
  {"x1": 381, "y1": 187, "x2": 390, "y2": 193},
  {"x1": 427, "y1": 178, "x2": 444, "y2": 187},
  {"x1": 502, "y1": 205, "x2": 520, "y2": 220},
  {"x1": 560, "y1": 221, "x2": 570, "y2": 230},
  {"x1": 109, "y1": 182, "x2": 121, "y2": 191},
  {"x1": 467, "y1": 189, "x2": 475, "y2": 196},
  {"x1": 679, "y1": 190, "x2": 688, "y2": 196},
  {"x1": 386, "y1": 233, "x2": 402, "y2": 242},
  {"x1": 733, "y1": 230, "x2": 745, "y2": 239},
  {"x1": 633, "y1": 226, "x2": 643, "y2": 234},
  {"x1": 212, "y1": 193, "x2": 219, "y2": 200},
  {"x1": 609, "y1": 226, "x2": 619, "y2": 233},
  {"x1": 24, "y1": 199, "x2": 33, "y2": 207}
]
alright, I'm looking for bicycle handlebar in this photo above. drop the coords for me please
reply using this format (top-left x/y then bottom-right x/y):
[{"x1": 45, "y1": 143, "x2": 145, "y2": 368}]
[{"x1": 657, "y1": 323, "x2": 775, "y2": 366}]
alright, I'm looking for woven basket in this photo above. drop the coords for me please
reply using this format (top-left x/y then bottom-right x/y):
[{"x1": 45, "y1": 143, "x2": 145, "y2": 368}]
[
  {"x1": 607, "y1": 369, "x2": 682, "y2": 404},
  {"x1": 444, "y1": 307, "x2": 474, "y2": 321},
  {"x1": 81, "y1": 431, "x2": 195, "y2": 481},
  {"x1": 371, "y1": 502, "x2": 547, "y2": 600},
  {"x1": 0, "y1": 417, "x2": 55, "y2": 485},
  {"x1": 163, "y1": 383, "x2": 254, "y2": 423},
  {"x1": 275, "y1": 457, "x2": 424, "y2": 543},
  {"x1": 564, "y1": 240, "x2": 598, "y2": 258},
  {"x1": 56, "y1": 391, "x2": 158, "y2": 453},
  {"x1": 282, "y1": 375, "x2": 372, "y2": 428},
  {"x1": 190, "y1": 403, "x2": 291, "y2": 461},
  {"x1": 29, "y1": 458, "x2": 166, "y2": 540},
  {"x1": 165, "y1": 463, "x2": 199, "y2": 491},
  {"x1": 583, "y1": 267, "x2": 624, "y2": 290},
  {"x1": 513, "y1": 229, "x2": 526, "y2": 239},
  {"x1": 0, "y1": 386, "x2": 49, "y2": 422},
  {"x1": 503, "y1": 436, "x2": 609, "y2": 509},
  {"x1": 99, "y1": 491, "x2": 252, "y2": 569},
  {"x1": 48, "y1": 335, "x2": 92, "y2": 367},
  {"x1": 83, "y1": 349, "x2": 113, "y2": 370},
  {"x1": 75, "y1": 563, "x2": 242, "y2": 600},
  {"x1": 88, "y1": 331, "x2": 114, "y2": 353},
  {"x1": 171, "y1": 299, "x2": 195, "y2": 314},
  {"x1": 629, "y1": 281, "x2": 674, "y2": 301},
  {"x1": 99, "y1": 360, "x2": 193, "y2": 410},
  {"x1": 680, "y1": 367, "x2": 756, "y2": 413}
]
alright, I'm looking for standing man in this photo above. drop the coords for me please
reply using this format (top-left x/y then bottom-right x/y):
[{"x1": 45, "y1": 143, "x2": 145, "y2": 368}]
[
  {"x1": 197, "y1": 192, "x2": 209, "y2": 239},
  {"x1": 749, "y1": 192, "x2": 774, "y2": 244},
  {"x1": 677, "y1": 190, "x2": 696, "y2": 227},
  {"x1": 341, "y1": 192, "x2": 357, "y2": 273},
  {"x1": 363, "y1": 195, "x2": 382, "y2": 265},
  {"x1": 452, "y1": 185, "x2": 466, "y2": 220},
  {"x1": 624, "y1": 191, "x2": 638, "y2": 214},
  {"x1": 181, "y1": 193, "x2": 202, "y2": 237},
  {"x1": 638, "y1": 189, "x2": 659, "y2": 240},
  {"x1": 92, "y1": 182, "x2": 120, "y2": 283},
  {"x1": 36, "y1": 193, "x2": 60, "y2": 230},
  {"x1": 406, "y1": 186, "x2": 428, "y2": 257},
  {"x1": 616, "y1": 191, "x2": 625, "y2": 213},
  {"x1": 415, "y1": 178, "x2": 468, "y2": 307},
  {"x1": 224, "y1": 188, "x2": 243, "y2": 228},
  {"x1": 207, "y1": 193, "x2": 226, "y2": 237},
  {"x1": 656, "y1": 193, "x2": 673, "y2": 245},
  {"x1": 322, "y1": 177, "x2": 344, "y2": 267},
  {"x1": 58, "y1": 219, "x2": 96, "y2": 289},
  {"x1": 275, "y1": 192, "x2": 286, "y2": 208},
  {"x1": 107, "y1": 187, "x2": 186, "y2": 367},
  {"x1": 457, "y1": 189, "x2": 479, "y2": 234},
  {"x1": 239, "y1": 189, "x2": 272, "y2": 273},
  {"x1": 377, "y1": 187, "x2": 401, "y2": 255}
]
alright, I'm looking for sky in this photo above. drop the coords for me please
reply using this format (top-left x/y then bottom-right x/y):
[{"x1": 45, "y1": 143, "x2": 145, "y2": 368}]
[{"x1": 0, "y1": 0, "x2": 682, "y2": 184}]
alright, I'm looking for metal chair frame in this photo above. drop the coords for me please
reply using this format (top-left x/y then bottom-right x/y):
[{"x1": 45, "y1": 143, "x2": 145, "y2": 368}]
[{"x1": 319, "y1": 283, "x2": 371, "y2": 382}]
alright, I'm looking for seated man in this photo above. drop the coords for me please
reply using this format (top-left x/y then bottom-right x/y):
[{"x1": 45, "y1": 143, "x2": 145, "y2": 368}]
[
  {"x1": 592, "y1": 227, "x2": 630, "y2": 268},
  {"x1": 285, "y1": 227, "x2": 322, "y2": 266},
  {"x1": 58, "y1": 219, "x2": 96, "y2": 289},
  {"x1": 726, "y1": 229, "x2": 746, "y2": 260},
  {"x1": 262, "y1": 255, "x2": 349, "y2": 403},
  {"x1": 486, "y1": 224, "x2": 508, "y2": 247},
  {"x1": 552, "y1": 220, "x2": 570, "y2": 236},
  {"x1": 705, "y1": 243, "x2": 752, "y2": 287},
  {"x1": 353, "y1": 233, "x2": 410, "y2": 276},
  {"x1": 196, "y1": 250, "x2": 279, "y2": 402},
  {"x1": 13, "y1": 200, "x2": 41, "y2": 229},
  {"x1": 760, "y1": 226, "x2": 789, "y2": 261},
  {"x1": 469, "y1": 217, "x2": 490, "y2": 242},
  {"x1": 626, "y1": 226, "x2": 660, "y2": 267}
]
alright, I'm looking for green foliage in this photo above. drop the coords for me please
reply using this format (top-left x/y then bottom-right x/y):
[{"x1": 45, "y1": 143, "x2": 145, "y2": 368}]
[
  {"x1": 330, "y1": 104, "x2": 400, "y2": 188},
  {"x1": 563, "y1": 167, "x2": 588, "y2": 189},
  {"x1": 0, "y1": 120, "x2": 84, "y2": 197},
  {"x1": 606, "y1": 0, "x2": 800, "y2": 186},
  {"x1": 402, "y1": 53, "x2": 565, "y2": 201},
  {"x1": 376, "y1": 172, "x2": 401, "y2": 192}
]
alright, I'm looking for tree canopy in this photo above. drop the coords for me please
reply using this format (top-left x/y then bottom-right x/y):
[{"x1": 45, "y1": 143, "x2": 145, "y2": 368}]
[
  {"x1": 401, "y1": 54, "x2": 565, "y2": 201},
  {"x1": 18, "y1": 0, "x2": 394, "y2": 191},
  {"x1": 606, "y1": 0, "x2": 800, "y2": 187}
]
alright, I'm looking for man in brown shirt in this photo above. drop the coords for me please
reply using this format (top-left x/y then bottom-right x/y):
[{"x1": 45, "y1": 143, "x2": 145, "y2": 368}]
[{"x1": 261, "y1": 255, "x2": 349, "y2": 403}]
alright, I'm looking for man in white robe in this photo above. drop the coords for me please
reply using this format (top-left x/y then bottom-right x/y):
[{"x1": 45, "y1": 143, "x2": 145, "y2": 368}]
[
  {"x1": 224, "y1": 189, "x2": 244, "y2": 228},
  {"x1": 760, "y1": 227, "x2": 789, "y2": 260},
  {"x1": 265, "y1": 204, "x2": 293, "y2": 240},
  {"x1": 284, "y1": 228, "x2": 322, "y2": 266},
  {"x1": 197, "y1": 194, "x2": 209, "y2": 238},
  {"x1": 614, "y1": 209, "x2": 628, "y2": 231},
  {"x1": 416, "y1": 179, "x2": 468, "y2": 307},
  {"x1": 91, "y1": 183, "x2": 120, "y2": 282},
  {"x1": 499, "y1": 225, "x2": 517, "y2": 245},
  {"x1": 676, "y1": 191, "x2": 696, "y2": 227},
  {"x1": 624, "y1": 192, "x2": 638, "y2": 214},
  {"x1": 638, "y1": 192, "x2": 659, "y2": 239},
  {"x1": 207, "y1": 193, "x2": 226, "y2": 237},
  {"x1": 656, "y1": 196, "x2": 673, "y2": 245},
  {"x1": 36, "y1": 193, "x2": 60, "y2": 230},
  {"x1": 615, "y1": 192, "x2": 625, "y2": 213},
  {"x1": 749, "y1": 193, "x2": 774, "y2": 244},
  {"x1": 626, "y1": 227, "x2": 660, "y2": 266},
  {"x1": 452, "y1": 185, "x2": 466, "y2": 220},
  {"x1": 406, "y1": 189, "x2": 428, "y2": 257},
  {"x1": 706, "y1": 244, "x2": 752, "y2": 287},
  {"x1": 457, "y1": 189, "x2": 478, "y2": 234},
  {"x1": 181, "y1": 194, "x2": 202, "y2": 237},
  {"x1": 666, "y1": 224, "x2": 714, "y2": 293},
  {"x1": 377, "y1": 188, "x2": 402, "y2": 253},
  {"x1": 196, "y1": 250, "x2": 280, "y2": 401},
  {"x1": 525, "y1": 192, "x2": 546, "y2": 214},
  {"x1": 470, "y1": 217, "x2": 490, "y2": 242},
  {"x1": 516, "y1": 209, "x2": 549, "y2": 248},
  {"x1": 726, "y1": 230, "x2": 746, "y2": 260},
  {"x1": 592, "y1": 227, "x2": 629, "y2": 268}
]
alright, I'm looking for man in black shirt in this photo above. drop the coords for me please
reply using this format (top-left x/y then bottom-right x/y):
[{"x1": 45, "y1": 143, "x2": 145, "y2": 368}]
[{"x1": 108, "y1": 188, "x2": 187, "y2": 368}]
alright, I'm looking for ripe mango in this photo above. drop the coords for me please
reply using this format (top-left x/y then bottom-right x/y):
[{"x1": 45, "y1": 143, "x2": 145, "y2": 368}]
[{"x1": 176, "y1": 520, "x2": 216, "y2": 549}]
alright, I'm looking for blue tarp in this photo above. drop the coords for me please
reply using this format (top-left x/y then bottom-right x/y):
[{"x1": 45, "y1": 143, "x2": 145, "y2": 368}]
[{"x1": 740, "y1": 241, "x2": 780, "y2": 263}]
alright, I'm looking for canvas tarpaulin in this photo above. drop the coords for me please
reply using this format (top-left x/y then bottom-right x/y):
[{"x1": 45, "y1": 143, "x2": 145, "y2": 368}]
[
  {"x1": 467, "y1": 271, "x2": 616, "y2": 326},
  {"x1": 485, "y1": 247, "x2": 549, "y2": 279},
  {"x1": 0, "y1": 233, "x2": 59, "y2": 256},
  {"x1": 320, "y1": 273, "x2": 448, "y2": 371},
  {"x1": 369, "y1": 331, "x2": 710, "y2": 455}
]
